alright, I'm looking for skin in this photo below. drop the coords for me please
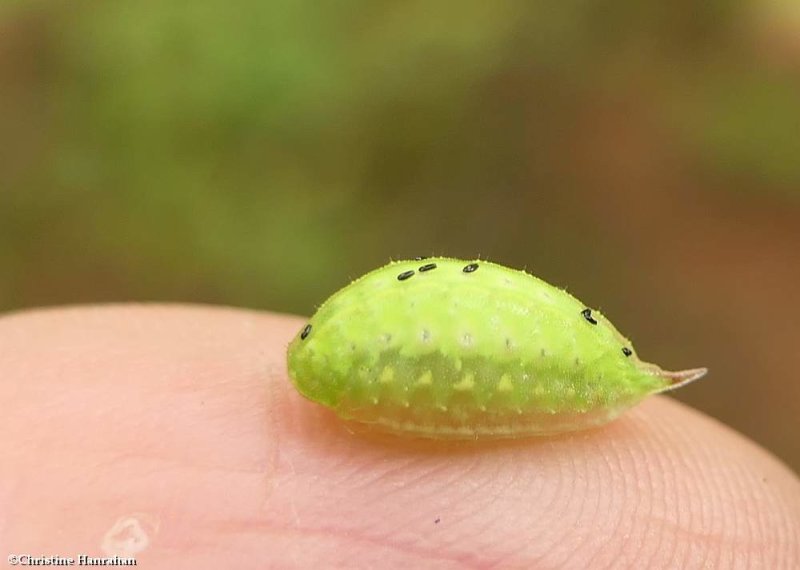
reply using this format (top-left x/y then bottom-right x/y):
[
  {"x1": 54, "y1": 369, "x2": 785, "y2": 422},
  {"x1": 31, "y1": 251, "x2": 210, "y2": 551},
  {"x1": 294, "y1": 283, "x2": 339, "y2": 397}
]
[{"x1": 1, "y1": 305, "x2": 798, "y2": 568}]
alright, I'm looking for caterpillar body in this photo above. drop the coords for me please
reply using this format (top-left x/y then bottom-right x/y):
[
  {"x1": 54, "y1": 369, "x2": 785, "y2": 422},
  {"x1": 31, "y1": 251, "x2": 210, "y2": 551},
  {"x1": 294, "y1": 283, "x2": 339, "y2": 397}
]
[{"x1": 286, "y1": 258, "x2": 706, "y2": 439}]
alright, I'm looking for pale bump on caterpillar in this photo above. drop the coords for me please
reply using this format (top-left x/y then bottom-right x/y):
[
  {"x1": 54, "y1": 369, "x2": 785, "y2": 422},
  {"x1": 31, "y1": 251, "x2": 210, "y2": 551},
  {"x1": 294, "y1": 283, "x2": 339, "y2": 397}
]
[{"x1": 286, "y1": 257, "x2": 707, "y2": 439}]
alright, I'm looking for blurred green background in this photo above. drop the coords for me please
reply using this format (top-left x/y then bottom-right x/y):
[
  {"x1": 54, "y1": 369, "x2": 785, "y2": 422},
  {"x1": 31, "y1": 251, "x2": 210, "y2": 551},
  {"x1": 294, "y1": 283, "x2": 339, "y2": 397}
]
[{"x1": 1, "y1": 1, "x2": 799, "y2": 470}]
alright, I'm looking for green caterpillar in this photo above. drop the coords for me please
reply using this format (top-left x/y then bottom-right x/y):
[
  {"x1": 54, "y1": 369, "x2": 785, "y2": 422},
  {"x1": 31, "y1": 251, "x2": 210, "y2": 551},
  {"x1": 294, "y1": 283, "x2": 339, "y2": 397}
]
[{"x1": 286, "y1": 257, "x2": 706, "y2": 439}]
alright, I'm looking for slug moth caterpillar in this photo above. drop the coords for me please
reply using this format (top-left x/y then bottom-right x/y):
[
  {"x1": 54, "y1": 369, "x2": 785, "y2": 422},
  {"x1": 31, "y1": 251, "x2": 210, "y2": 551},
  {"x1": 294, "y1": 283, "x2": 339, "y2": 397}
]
[{"x1": 286, "y1": 258, "x2": 706, "y2": 439}]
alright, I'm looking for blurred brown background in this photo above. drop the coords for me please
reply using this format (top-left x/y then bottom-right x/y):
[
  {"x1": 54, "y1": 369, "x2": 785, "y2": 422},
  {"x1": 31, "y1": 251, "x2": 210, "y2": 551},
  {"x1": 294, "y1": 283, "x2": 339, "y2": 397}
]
[{"x1": 1, "y1": 2, "x2": 798, "y2": 471}]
